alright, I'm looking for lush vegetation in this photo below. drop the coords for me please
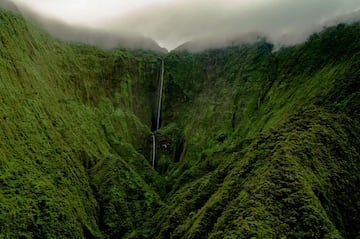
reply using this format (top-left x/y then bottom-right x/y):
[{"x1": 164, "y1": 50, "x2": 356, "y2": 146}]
[
  {"x1": 0, "y1": 8, "x2": 359, "y2": 239},
  {"x1": 0, "y1": 9, "x2": 165, "y2": 238}
]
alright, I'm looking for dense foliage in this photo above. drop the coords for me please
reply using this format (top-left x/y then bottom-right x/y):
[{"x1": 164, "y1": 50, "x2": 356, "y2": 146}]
[{"x1": 0, "y1": 8, "x2": 359, "y2": 239}]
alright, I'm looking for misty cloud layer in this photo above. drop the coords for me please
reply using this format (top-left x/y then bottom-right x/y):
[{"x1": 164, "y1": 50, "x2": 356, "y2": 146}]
[
  {"x1": 108, "y1": 0, "x2": 360, "y2": 49},
  {"x1": 0, "y1": 0, "x2": 18, "y2": 12},
  {"x1": 6, "y1": 0, "x2": 360, "y2": 51},
  {"x1": 2, "y1": 2, "x2": 166, "y2": 52}
]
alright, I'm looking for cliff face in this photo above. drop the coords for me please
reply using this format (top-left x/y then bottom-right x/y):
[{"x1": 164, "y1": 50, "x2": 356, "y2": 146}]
[
  {"x1": 0, "y1": 9, "x2": 164, "y2": 238},
  {"x1": 0, "y1": 8, "x2": 359, "y2": 239},
  {"x1": 154, "y1": 25, "x2": 360, "y2": 239}
]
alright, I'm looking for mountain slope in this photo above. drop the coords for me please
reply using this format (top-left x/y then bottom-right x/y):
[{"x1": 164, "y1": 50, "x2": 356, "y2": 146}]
[
  {"x1": 151, "y1": 24, "x2": 360, "y2": 238},
  {"x1": 0, "y1": 8, "x2": 164, "y2": 238},
  {"x1": 0, "y1": 7, "x2": 359, "y2": 239}
]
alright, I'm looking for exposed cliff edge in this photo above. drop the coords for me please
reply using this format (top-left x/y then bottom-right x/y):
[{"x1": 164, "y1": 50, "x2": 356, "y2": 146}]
[{"x1": 0, "y1": 8, "x2": 359, "y2": 239}]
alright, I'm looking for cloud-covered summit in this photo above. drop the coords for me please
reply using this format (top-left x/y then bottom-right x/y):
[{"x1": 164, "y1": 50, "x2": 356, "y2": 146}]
[{"x1": 6, "y1": 0, "x2": 360, "y2": 51}]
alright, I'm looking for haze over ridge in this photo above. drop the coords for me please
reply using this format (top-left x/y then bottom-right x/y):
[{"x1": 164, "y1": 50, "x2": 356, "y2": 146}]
[{"x1": 4, "y1": 0, "x2": 360, "y2": 50}]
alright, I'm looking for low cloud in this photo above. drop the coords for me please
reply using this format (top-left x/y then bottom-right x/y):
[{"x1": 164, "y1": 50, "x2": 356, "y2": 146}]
[
  {"x1": 109, "y1": 0, "x2": 360, "y2": 50},
  {"x1": 6, "y1": 0, "x2": 360, "y2": 51},
  {"x1": 5, "y1": 3, "x2": 166, "y2": 52},
  {"x1": 0, "y1": 0, "x2": 19, "y2": 12}
]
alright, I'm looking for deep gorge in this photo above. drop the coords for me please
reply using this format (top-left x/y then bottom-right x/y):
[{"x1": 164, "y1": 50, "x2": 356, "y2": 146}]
[{"x1": 0, "y1": 8, "x2": 360, "y2": 239}]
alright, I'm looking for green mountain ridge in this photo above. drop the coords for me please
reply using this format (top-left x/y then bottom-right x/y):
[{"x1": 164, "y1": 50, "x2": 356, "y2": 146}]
[{"x1": 0, "y1": 8, "x2": 359, "y2": 239}]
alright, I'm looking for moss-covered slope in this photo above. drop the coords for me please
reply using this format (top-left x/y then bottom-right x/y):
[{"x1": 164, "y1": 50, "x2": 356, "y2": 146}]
[
  {"x1": 153, "y1": 24, "x2": 360, "y2": 238},
  {"x1": 1, "y1": 7, "x2": 360, "y2": 239},
  {"x1": 0, "y1": 9, "x2": 164, "y2": 238}
]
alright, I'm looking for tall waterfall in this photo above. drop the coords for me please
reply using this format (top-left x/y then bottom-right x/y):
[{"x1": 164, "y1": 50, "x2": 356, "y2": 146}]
[
  {"x1": 152, "y1": 59, "x2": 165, "y2": 169},
  {"x1": 156, "y1": 59, "x2": 165, "y2": 130},
  {"x1": 152, "y1": 134, "x2": 156, "y2": 168}
]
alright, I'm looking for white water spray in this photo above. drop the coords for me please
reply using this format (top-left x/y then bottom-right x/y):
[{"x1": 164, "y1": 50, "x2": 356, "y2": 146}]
[
  {"x1": 152, "y1": 59, "x2": 165, "y2": 169},
  {"x1": 156, "y1": 59, "x2": 165, "y2": 130},
  {"x1": 152, "y1": 134, "x2": 156, "y2": 168}
]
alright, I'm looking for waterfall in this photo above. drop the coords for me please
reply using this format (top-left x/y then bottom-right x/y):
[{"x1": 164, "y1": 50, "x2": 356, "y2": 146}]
[
  {"x1": 156, "y1": 59, "x2": 165, "y2": 130},
  {"x1": 152, "y1": 59, "x2": 165, "y2": 169},
  {"x1": 152, "y1": 134, "x2": 156, "y2": 168}
]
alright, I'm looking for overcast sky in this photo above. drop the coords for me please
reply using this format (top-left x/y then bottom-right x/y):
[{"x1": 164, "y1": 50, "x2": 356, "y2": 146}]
[{"x1": 10, "y1": 0, "x2": 360, "y2": 50}]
